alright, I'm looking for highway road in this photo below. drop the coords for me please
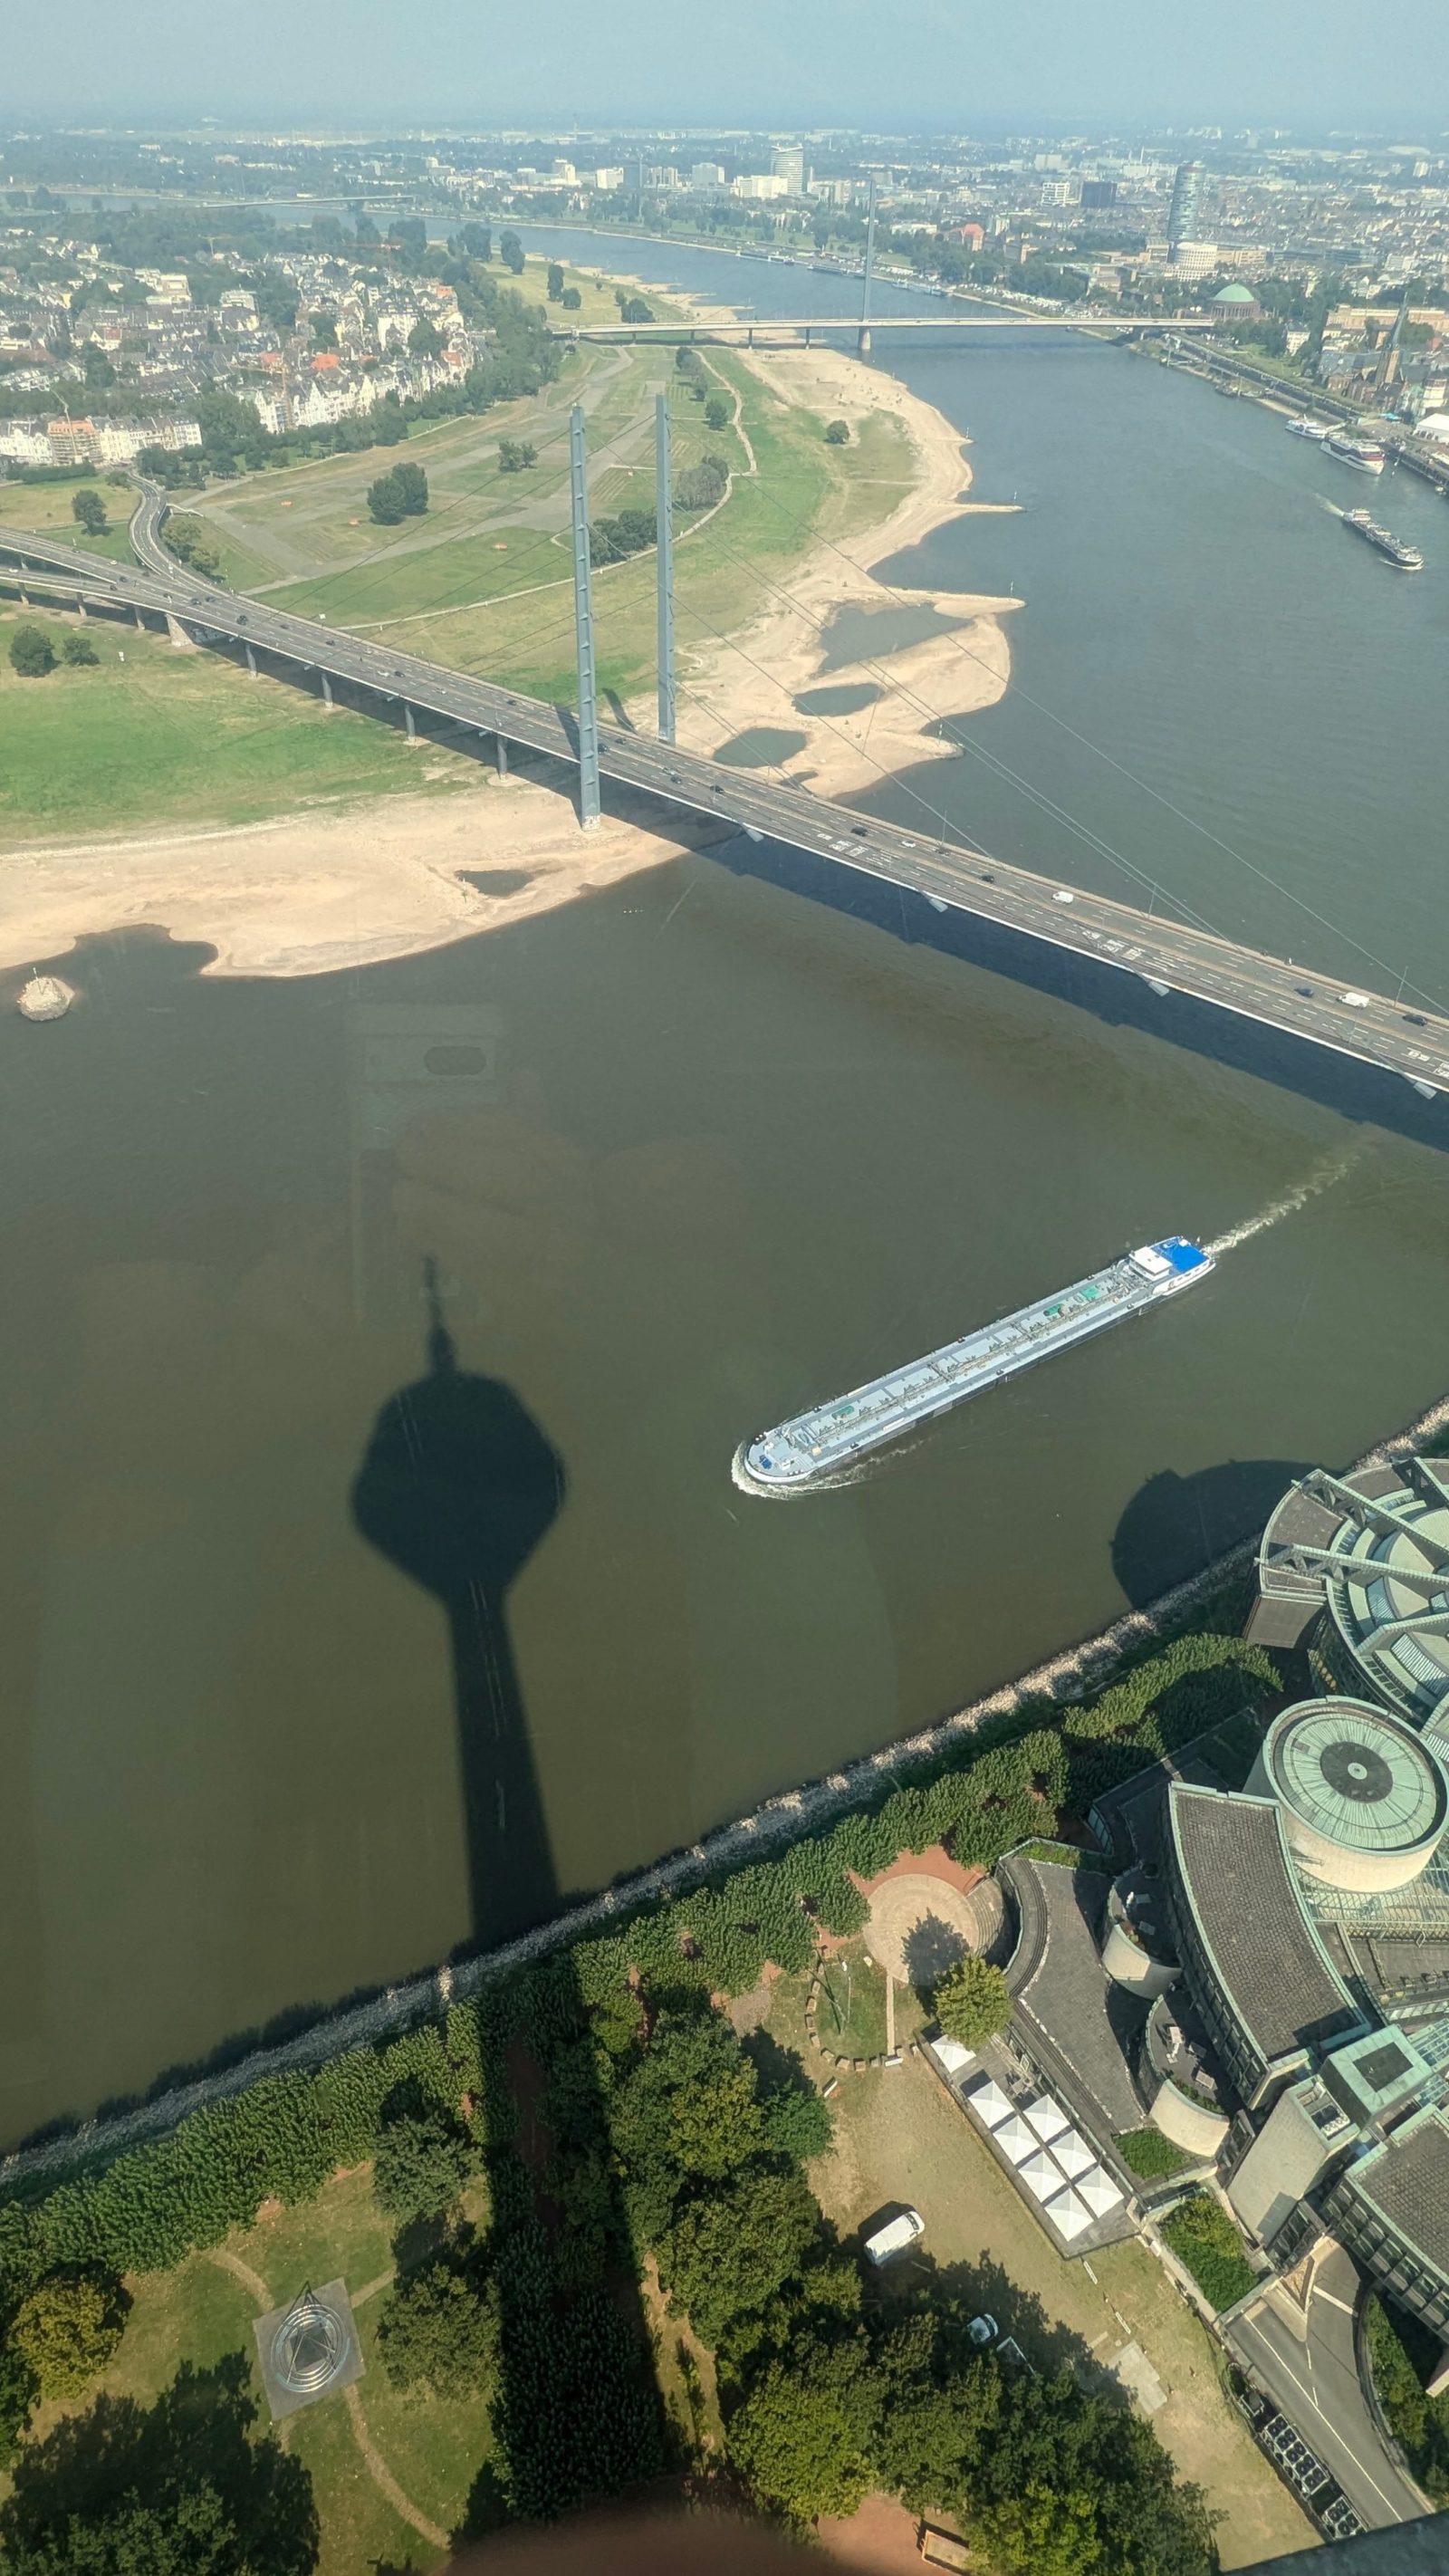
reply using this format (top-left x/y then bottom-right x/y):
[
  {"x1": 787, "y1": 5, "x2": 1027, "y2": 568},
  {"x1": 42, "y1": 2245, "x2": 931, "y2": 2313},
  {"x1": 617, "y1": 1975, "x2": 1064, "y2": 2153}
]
[
  {"x1": 1226, "y1": 2244, "x2": 1429, "y2": 2532},
  {"x1": 4, "y1": 497, "x2": 1449, "y2": 1109}
]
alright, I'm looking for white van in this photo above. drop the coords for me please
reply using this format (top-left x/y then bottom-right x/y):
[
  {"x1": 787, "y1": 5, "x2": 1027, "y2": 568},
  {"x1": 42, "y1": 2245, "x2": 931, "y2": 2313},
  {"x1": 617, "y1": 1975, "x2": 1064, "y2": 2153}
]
[{"x1": 864, "y1": 2208, "x2": 925, "y2": 2265}]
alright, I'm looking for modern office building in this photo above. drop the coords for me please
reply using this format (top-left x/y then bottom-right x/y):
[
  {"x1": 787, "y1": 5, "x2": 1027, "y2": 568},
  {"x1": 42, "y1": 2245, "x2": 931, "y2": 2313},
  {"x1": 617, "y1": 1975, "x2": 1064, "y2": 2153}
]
[
  {"x1": 1167, "y1": 159, "x2": 1202, "y2": 249},
  {"x1": 1248, "y1": 1456, "x2": 1449, "y2": 1745},
  {"x1": 771, "y1": 145, "x2": 807, "y2": 196}
]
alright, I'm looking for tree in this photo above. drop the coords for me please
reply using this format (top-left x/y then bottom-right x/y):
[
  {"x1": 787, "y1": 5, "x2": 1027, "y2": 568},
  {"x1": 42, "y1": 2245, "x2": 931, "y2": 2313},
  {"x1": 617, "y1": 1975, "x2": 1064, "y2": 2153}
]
[
  {"x1": 9, "y1": 625, "x2": 56, "y2": 678},
  {"x1": 933, "y1": 1956, "x2": 1011, "y2": 2045},
  {"x1": 390, "y1": 460, "x2": 428, "y2": 516},
  {"x1": 619, "y1": 297, "x2": 655, "y2": 324},
  {"x1": 457, "y1": 224, "x2": 492, "y2": 261},
  {"x1": 408, "y1": 315, "x2": 443, "y2": 360},
  {"x1": 71, "y1": 487, "x2": 108, "y2": 534},
  {"x1": 310, "y1": 313, "x2": 338, "y2": 351},
  {"x1": 675, "y1": 453, "x2": 729, "y2": 510},
  {"x1": 729, "y1": 2361, "x2": 874, "y2": 2523},
  {"x1": 704, "y1": 392, "x2": 731, "y2": 430},
  {"x1": 162, "y1": 515, "x2": 221, "y2": 579},
  {"x1": 824, "y1": 418, "x2": 850, "y2": 444},
  {"x1": 371, "y1": 2102, "x2": 472, "y2": 2224},
  {"x1": 500, "y1": 231, "x2": 525, "y2": 275},
  {"x1": 662, "y1": 2167, "x2": 818, "y2": 2346},
  {"x1": 82, "y1": 347, "x2": 116, "y2": 390},
  {"x1": 667, "y1": 2064, "x2": 766, "y2": 2180},
  {"x1": 376, "y1": 2258, "x2": 500, "y2": 2398},
  {"x1": 0, "y1": 2340, "x2": 37, "y2": 2472},
  {"x1": 11, "y1": 2271, "x2": 128, "y2": 2399},
  {"x1": 761, "y1": 2084, "x2": 834, "y2": 2162},
  {"x1": 62, "y1": 630, "x2": 100, "y2": 667},
  {"x1": 497, "y1": 437, "x2": 536, "y2": 472},
  {"x1": 561, "y1": 285, "x2": 581, "y2": 311},
  {"x1": 978, "y1": 2481, "x2": 1105, "y2": 2576},
  {"x1": 546, "y1": 263, "x2": 565, "y2": 303}
]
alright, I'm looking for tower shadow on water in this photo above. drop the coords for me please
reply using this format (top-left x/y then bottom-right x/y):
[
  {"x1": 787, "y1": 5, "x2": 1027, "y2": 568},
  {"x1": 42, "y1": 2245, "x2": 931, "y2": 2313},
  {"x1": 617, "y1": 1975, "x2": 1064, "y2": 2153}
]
[
  {"x1": 350, "y1": 1258, "x2": 562, "y2": 1949},
  {"x1": 350, "y1": 1262, "x2": 665, "y2": 2522}
]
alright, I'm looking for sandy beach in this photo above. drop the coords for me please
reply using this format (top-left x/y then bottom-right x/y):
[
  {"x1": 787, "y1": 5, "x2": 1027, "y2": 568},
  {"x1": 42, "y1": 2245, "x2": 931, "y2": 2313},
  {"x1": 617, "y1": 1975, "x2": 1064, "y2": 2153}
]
[
  {"x1": 656, "y1": 332, "x2": 1017, "y2": 797},
  {"x1": 0, "y1": 777, "x2": 715, "y2": 982},
  {"x1": 4, "y1": 278, "x2": 1012, "y2": 982}
]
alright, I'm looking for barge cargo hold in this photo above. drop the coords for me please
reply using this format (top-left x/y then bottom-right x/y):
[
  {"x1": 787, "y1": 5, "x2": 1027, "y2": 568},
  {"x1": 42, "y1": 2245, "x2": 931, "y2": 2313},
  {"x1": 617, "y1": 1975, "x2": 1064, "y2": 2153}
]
[{"x1": 734, "y1": 1237, "x2": 1214, "y2": 1495}]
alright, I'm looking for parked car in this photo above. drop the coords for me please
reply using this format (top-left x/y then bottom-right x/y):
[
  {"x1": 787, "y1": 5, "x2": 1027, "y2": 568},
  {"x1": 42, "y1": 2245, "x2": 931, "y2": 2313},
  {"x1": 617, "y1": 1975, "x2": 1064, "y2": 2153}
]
[{"x1": 864, "y1": 2208, "x2": 925, "y2": 2265}]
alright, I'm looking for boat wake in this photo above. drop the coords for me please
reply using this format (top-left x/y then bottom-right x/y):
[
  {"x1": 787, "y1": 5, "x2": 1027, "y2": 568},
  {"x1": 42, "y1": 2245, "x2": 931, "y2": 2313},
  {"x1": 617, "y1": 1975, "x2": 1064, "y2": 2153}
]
[{"x1": 1207, "y1": 1147, "x2": 1360, "y2": 1255}]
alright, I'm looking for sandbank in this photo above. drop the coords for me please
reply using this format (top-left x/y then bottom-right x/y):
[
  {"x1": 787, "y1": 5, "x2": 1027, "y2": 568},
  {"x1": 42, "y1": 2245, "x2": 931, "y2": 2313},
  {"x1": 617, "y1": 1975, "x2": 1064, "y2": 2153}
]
[{"x1": 0, "y1": 776, "x2": 705, "y2": 984}]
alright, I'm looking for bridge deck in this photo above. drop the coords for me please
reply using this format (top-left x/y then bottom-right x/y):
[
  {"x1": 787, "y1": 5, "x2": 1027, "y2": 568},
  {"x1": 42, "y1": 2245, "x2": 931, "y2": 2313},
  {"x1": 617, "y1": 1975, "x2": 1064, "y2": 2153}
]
[{"x1": 2, "y1": 511, "x2": 1444, "y2": 1106}]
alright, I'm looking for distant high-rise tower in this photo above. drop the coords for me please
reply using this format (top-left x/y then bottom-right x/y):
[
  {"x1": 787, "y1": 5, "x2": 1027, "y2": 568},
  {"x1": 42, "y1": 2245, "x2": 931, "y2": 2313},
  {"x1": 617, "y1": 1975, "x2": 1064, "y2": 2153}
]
[
  {"x1": 1167, "y1": 160, "x2": 1201, "y2": 251},
  {"x1": 771, "y1": 144, "x2": 807, "y2": 196}
]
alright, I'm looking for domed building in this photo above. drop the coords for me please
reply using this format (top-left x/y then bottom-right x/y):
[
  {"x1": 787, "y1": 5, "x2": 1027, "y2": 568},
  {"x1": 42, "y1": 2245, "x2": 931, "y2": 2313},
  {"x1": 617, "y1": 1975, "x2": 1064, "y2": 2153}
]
[{"x1": 1246, "y1": 1699, "x2": 1449, "y2": 1895}]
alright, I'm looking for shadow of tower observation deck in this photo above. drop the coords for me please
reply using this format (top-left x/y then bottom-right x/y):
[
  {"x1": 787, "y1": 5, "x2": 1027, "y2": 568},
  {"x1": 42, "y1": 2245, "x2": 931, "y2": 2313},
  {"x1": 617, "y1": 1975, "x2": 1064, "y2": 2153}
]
[{"x1": 350, "y1": 1258, "x2": 563, "y2": 1950}]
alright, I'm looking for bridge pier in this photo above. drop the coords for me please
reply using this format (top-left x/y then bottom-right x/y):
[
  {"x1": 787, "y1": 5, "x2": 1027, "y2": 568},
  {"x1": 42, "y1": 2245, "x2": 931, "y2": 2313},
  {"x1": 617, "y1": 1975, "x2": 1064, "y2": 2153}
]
[
  {"x1": 75, "y1": 592, "x2": 87, "y2": 619},
  {"x1": 857, "y1": 328, "x2": 871, "y2": 355},
  {"x1": 133, "y1": 603, "x2": 144, "y2": 630},
  {"x1": 245, "y1": 644, "x2": 258, "y2": 678},
  {"x1": 494, "y1": 732, "x2": 508, "y2": 776},
  {"x1": 320, "y1": 669, "x2": 333, "y2": 709},
  {"x1": 403, "y1": 701, "x2": 417, "y2": 743},
  {"x1": 166, "y1": 613, "x2": 194, "y2": 650}
]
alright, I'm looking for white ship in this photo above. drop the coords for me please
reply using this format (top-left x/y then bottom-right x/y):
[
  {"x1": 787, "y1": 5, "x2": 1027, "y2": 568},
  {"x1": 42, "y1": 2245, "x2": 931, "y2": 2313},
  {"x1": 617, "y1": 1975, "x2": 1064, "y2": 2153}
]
[
  {"x1": 1287, "y1": 415, "x2": 1332, "y2": 440},
  {"x1": 1326, "y1": 432, "x2": 1387, "y2": 475},
  {"x1": 734, "y1": 1237, "x2": 1215, "y2": 1495}
]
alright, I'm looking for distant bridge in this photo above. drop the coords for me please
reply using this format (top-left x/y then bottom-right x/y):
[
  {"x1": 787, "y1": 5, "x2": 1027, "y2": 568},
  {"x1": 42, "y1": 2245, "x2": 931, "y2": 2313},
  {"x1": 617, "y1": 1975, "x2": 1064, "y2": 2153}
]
[
  {"x1": 554, "y1": 313, "x2": 1215, "y2": 348},
  {"x1": 2, "y1": 505, "x2": 1446, "y2": 1115}
]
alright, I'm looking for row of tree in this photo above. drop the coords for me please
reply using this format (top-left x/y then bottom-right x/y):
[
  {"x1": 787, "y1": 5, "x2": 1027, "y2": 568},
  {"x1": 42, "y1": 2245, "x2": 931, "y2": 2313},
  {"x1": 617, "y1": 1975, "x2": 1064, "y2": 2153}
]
[{"x1": 8, "y1": 624, "x2": 99, "y2": 677}]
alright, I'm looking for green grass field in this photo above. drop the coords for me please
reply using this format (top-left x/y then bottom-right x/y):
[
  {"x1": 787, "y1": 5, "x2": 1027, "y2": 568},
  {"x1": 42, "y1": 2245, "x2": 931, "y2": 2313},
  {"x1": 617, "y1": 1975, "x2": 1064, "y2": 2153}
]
[
  {"x1": 0, "y1": 250, "x2": 921, "y2": 844},
  {"x1": 3, "y1": 2164, "x2": 496, "y2": 2576},
  {"x1": 0, "y1": 605, "x2": 481, "y2": 846}
]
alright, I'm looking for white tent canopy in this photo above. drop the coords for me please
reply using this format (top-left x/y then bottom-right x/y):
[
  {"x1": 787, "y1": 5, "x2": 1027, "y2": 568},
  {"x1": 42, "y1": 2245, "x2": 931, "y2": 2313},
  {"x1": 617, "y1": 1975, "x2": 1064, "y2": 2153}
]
[
  {"x1": 1051, "y1": 2129, "x2": 1095, "y2": 2180},
  {"x1": 1022, "y1": 2095, "x2": 1070, "y2": 2142},
  {"x1": 1075, "y1": 2166, "x2": 1124, "y2": 2218},
  {"x1": 965, "y1": 2078, "x2": 1013, "y2": 2129},
  {"x1": 994, "y1": 2116, "x2": 1038, "y2": 2166},
  {"x1": 1043, "y1": 2187, "x2": 1092, "y2": 2241},
  {"x1": 1019, "y1": 2149, "x2": 1063, "y2": 2201},
  {"x1": 933, "y1": 2037, "x2": 976, "y2": 2076}
]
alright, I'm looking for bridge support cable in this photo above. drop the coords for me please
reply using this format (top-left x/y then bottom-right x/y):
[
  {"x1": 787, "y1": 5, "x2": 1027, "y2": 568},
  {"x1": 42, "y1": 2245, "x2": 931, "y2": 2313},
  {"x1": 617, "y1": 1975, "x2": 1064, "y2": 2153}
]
[
  {"x1": 569, "y1": 401, "x2": 602, "y2": 829},
  {"x1": 655, "y1": 390, "x2": 677, "y2": 745}
]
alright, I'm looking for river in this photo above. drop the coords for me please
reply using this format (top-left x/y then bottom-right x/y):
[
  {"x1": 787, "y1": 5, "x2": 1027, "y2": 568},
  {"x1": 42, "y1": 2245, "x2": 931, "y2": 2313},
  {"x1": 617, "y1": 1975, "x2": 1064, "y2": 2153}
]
[{"x1": 5, "y1": 227, "x2": 1448, "y2": 2146}]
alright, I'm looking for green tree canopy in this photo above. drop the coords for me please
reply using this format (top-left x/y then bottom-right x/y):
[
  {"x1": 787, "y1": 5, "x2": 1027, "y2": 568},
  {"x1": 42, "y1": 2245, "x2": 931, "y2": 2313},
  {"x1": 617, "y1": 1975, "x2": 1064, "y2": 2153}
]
[
  {"x1": 408, "y1": 315, "x2": 443, "y2": 360},
  {"x1": 371, "y1": 2100, "x2": 472, "y2": 2225},
  {"x1": 376, "y1": 2257, "x2": 500, "y2": 2398},
  {"x1": 824, "y1": 418, "x2": 850, "y2": 444},
  {"x1": 62, "y1": 630, "x2": 99, "y2": 667},
  {"x1": 704, "y1": 392, "x2": 731, "y2": 430},
  {"x1": 546, "y1": 264, "x2": 565, "y2": 303},
  {"x1": 662, "y1": 2166, "x2": 818, "y2": 2347},
  {"x1": 71, "y1": 486, "x2": 108, "y2": 533},
  {"x1": 11, "y1": 2269, "x2": 129, "y2": 2400},
  {"x1": 561, "y1": 285, "x2": 581, "y2": 311},
  {"x1": 933, "y1": 1955, "x2": 1011, "y2": 2045},
  {"x1": 729, "y1": 2358, "x2": 874, "y2": 2522},
  {"x1": 500, "y1": 232, "x2": 524, "y2": 275},
  {"x1": 9, "y1": 624, "x2": 56, "y2": 678},
  {"x1": 310, "y1": 314, "x2": 338, "y2": 351},
  {"x1": 161, "y1": 514, "x2": 221, "y2": 579}
]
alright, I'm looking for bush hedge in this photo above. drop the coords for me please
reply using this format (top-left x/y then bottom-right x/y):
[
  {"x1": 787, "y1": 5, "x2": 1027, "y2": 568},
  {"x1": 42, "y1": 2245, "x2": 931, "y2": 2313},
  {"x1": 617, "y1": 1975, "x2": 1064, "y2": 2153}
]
[{"x1": 1159, "y1": 2194, "x2": 1258, "y2": 2312}]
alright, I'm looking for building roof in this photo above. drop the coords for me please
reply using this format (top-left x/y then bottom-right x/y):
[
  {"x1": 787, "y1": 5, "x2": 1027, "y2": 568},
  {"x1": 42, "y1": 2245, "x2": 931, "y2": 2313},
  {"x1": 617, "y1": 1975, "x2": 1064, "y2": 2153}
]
[
  {"x1": 1169, "y1": 1787, "x2": 1362, "y2": 2068},
  {"x1": 1346, "y1": 2106, "x2": 1449, "y2": 2283},
  {"x1": 1212, "y1": 283, "x2": 1258, "y2": 303}
]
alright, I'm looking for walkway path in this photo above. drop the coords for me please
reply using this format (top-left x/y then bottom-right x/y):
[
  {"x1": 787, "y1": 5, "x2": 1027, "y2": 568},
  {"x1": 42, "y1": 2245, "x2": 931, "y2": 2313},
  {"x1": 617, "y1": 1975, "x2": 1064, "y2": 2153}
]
[{"x1": 345, "y1": 2382, "x2": 450, "y2": 2552}]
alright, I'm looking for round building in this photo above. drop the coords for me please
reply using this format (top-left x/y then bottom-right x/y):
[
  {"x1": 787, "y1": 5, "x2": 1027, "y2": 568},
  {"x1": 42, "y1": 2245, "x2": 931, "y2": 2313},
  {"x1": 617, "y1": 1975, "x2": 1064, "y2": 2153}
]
[
  {"x1": 1248, "y1": 1457, "x2": 1449, "y2": 1736},
  {"x1": 1247, "y1": 1697, "x2": 1449, "y2": 1892}
]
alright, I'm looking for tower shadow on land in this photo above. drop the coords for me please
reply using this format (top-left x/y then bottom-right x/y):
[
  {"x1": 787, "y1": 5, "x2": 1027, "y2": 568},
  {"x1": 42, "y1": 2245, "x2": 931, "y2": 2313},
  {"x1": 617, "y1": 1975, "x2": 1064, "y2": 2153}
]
[{"x1": 350, "y1": 1262, "x2": 665, "y2": 2523}]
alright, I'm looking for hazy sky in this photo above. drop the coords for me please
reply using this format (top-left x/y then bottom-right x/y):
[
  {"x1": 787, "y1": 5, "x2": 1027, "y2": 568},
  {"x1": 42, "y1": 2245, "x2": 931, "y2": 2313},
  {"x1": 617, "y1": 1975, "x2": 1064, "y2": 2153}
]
[{"x1": 6, "y1": 0, "x2": 1448, "y2": 134}]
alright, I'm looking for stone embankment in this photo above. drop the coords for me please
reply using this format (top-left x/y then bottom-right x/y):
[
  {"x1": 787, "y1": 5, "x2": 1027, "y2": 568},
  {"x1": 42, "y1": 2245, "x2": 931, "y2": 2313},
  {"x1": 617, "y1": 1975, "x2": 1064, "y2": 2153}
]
[{"x1": 6, "y1": 1388, "x2": 1449, "y2": 2196}]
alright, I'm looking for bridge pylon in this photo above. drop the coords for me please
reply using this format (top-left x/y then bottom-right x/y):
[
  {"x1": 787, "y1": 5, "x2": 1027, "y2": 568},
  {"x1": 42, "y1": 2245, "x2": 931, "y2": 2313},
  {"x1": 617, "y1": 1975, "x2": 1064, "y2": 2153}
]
[
  {"x1": 568, "y1": 402, "x2": 602, "y2": 829},
  {"x1": 655, "y1": 390, "x2": 676, "y2": 745}
]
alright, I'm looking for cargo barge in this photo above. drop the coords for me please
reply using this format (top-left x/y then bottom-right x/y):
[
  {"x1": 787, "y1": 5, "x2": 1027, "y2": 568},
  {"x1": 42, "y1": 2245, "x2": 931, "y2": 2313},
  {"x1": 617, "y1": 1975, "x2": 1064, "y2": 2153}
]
[
  {"x1": 734, "y1": 1237, "x2": 1215, "y2": 1494},
  {"x1": 1342, "y1": 507, "x2": 1424, "y2": 570}
]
